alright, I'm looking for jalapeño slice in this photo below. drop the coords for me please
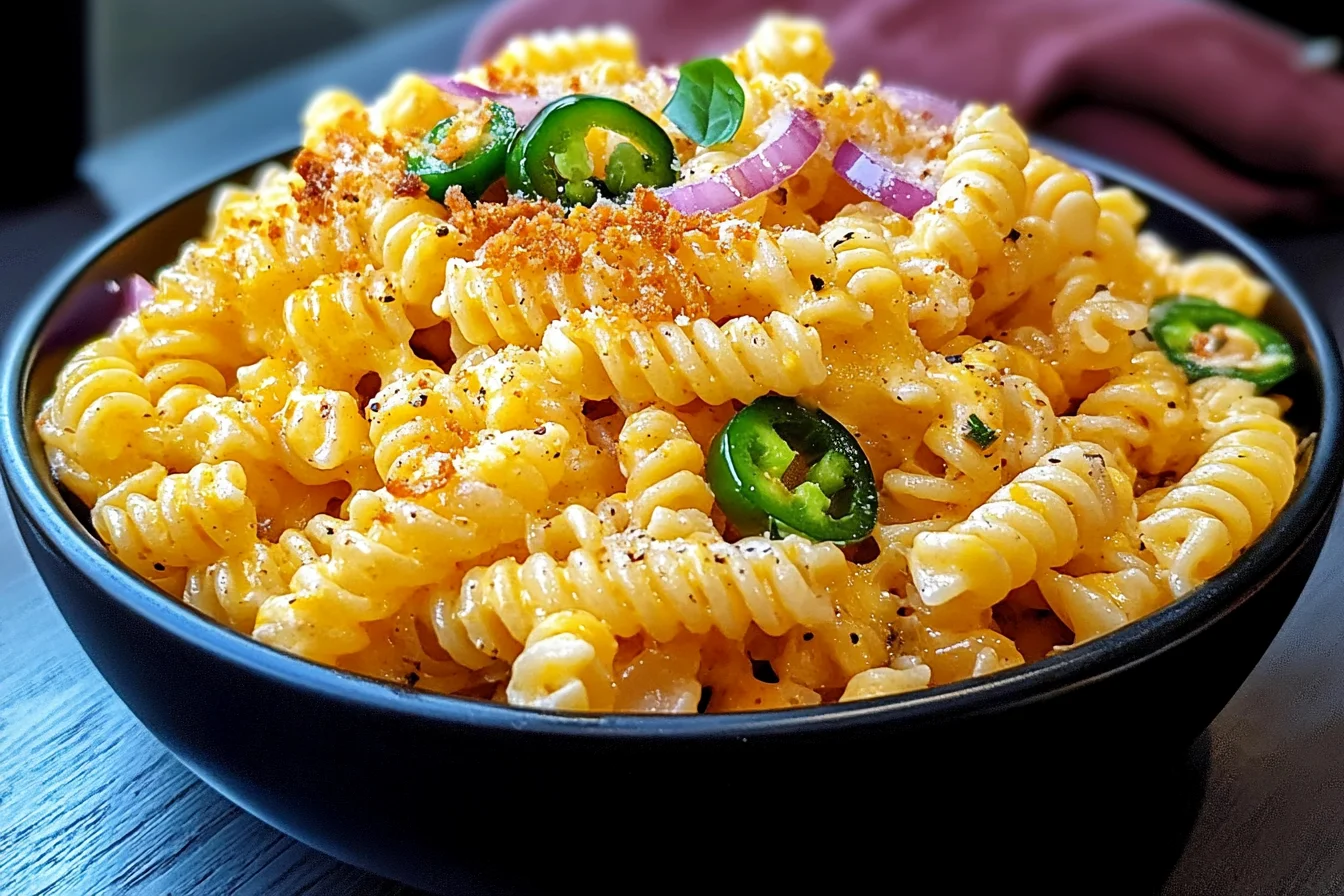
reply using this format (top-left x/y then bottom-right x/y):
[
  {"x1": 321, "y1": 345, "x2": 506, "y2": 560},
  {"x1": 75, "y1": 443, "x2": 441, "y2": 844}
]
[
  {"x1": 505, "y1": 95, "x2": 677, "y2": 206},
  {"x1": 406, "y1": 101, "x2": 518, "y2": 202},
  {"x1": 1150, "y1": 294, "x2": 1295, "y2": 391},
  {"x1": 707, "y1": 396, "x2": 878, "y2": 543}
]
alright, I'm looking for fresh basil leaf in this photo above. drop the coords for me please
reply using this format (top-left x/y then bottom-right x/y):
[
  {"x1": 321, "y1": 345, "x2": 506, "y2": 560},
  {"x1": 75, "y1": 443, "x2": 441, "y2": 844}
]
[{"x1": 663, "y1": 57, "x2": 745, "y2": 146}]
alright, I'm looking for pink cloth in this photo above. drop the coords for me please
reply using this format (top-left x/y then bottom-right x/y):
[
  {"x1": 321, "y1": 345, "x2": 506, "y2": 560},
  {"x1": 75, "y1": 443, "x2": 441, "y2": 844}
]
[{"x1": 461, "y1": 0, "x2": 1344, "y2": 221}]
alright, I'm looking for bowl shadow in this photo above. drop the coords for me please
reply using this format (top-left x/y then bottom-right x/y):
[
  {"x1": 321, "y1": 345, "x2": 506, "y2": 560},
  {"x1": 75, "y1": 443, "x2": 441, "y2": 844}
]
[{"x1": 393, "y1": 736, "x2": 1212, "y2": 896}]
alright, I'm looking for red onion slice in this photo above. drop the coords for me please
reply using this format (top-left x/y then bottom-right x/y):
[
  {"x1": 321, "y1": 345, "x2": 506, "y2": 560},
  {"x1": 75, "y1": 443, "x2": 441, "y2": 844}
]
[
  {"x1": 48, "y1": 275, "x2": 155, "y2": 348},
  {"x1": 650, "y1": 66, "x2": 679, "y2": 87},
  {"x1": 832, "y1": 140, "x2": 937, "y2": 217},
  {"x1": 421, "y1": 75, "x2": 550, "y2": 125},
  {"x1": 121, "y1": 274, "x2": 156, "y2": 315},
  {"x1": 878, "y1": 85, "x2": 960, "y2": 129},
  {"x1": 658, "y1": 108, "x2": 823, "y2": 215}
]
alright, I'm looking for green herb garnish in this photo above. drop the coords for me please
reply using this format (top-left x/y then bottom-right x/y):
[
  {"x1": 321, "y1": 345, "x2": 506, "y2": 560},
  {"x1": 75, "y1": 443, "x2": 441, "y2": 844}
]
[
  {"x1": 964, "y1": 414, "x2": 999, "y2": 450},
  {"x1": 662, "y1": 58, "x2": 745, "y2": 146}
]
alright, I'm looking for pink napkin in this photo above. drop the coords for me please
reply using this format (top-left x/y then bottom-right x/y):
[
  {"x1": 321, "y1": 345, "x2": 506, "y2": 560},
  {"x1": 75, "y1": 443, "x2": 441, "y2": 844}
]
[{"x1": 460, "y1": 0, "x2": 1344, "y2": 222}]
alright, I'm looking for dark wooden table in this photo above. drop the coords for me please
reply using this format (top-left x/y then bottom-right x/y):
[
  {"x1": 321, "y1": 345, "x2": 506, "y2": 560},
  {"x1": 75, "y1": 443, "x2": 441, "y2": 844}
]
[{"x1": 5, "y1": 6, "x2": 1344, "y2": 894}]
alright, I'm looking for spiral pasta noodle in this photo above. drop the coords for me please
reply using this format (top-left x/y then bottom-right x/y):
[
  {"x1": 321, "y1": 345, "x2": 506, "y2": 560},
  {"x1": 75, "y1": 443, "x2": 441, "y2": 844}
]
[
  {"x1": 520, "y1": 407, "x2": 712, "y2": 555},
  {"x1": 253, "y1": 423, "x2": 573, "y2": 662},
  {"x1": 963, "y1": 151, "x2": 1096, "y2": 330},
  {"x1": 180, "y1": 166, "x2": 354, "y2": 363},
  {"x1": 1168, "y1": 253, "x2": 1272, "y2": 318},
  {"x1": 614, "y1": 635, "x2": 704, "y2": 713},
  {"x1": 280, "y1": 268, "x2": 420, "y2": 391},
  {"x1": 366, "y1": 194, "x2": 476, "y2": 328},
  {"x1": 505, "y1": 610, "x2": 620, "y2": 711},
  {"x1": 1035, "y1": 254, "x2": 1147, "y2": 381},
  {"x1": 1022, "y1": 151, "x2": 1100, "y2": 256},
  {"x1": 883, "y1": 354, "x2": 1012, "y2": 517},
  {"x1": 488, "y1": 26, "x2": 637, "y2": 78},
  {"x1": 1037, "y1": 566, "x2": 1167, "y2": 644},
  {"x1": 541, "y1": 310, "x2": 826, "y2": 407},
  {"x1": 432, "y1": 198, "x2": 839, "y2": 351},
  {"x1": 813, "y1": 206, "x2": 912, "y2": 332},
  {"x1": 91, "y1": 462, "x2": 258, "y2": 582},
  {"x1": 910, "y1": 104, "x2": 1030, "y2": 280},
  {"x1": 526, "y1": 501, "x2": 628, "y2": 558},
  {"x1": 615, "y1": 408, "x2": 715, "y2": 528},
  {"x1": 1090, "y1": 188, "x2": 1164, "y2": 306},
  {"x1": 38, "y1": 327, "x2": 162, "y2": 505},
  {"x1": 1139, "y1": 379, "x2": 1297, "y2": 596},
  {"x1": 725, "y1": 15, "x2": 833, "y2": 84},
  {"x1": 900, "y1": 600, "x2": 1027, "y2": 684},
  {"x1": 367, "y1": 73, "x2": 459, "y2": 138},
  {"x1": 965, "y1": 215, "x2": 1062, "y2": 332},
  {"x1": 839, "y1": 661, "x2": 933, "y2": 702},
  {"x1": 1064, "y1": 351, "x2": 1202, "y2": 476},
  {"x1": 183, "y1": 528, "x2": 320, "y2": 631},
  {"x1": 909, "y1": 443, "x2": 1136, "y2": 611},
  {"x1": 433, "y1": 530, "x2": 847, "y2": 669}
]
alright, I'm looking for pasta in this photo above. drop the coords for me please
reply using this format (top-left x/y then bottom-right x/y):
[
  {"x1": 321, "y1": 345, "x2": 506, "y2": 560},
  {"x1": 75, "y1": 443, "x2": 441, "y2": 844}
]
[
  {"x1": 1138, "y1": 378, "x2": 1297, "y2": 597},
  {"x1": 91, "y1": 462, "x2": 258, "y2": 586},
  {"x1": 908, "y1": 443, "x2": 1140, "y2": 612},
  {"x1": 505, "y1": 610, "x2": 620, "y2": 711},
  {"x1": 38, "y1": 17, "x2": 1302, "y2": 712},
  {"x1": 432, "y1": 525, "x2": 847, "y2": 669},
  {"x1": 910, "y1": 104, "x2": 1030, "y2": 281},
  {"x1": 541, "y1": 310, "x2": 827, "y2": 406},
  {"x1": 612, "y1": 408, "x2": 714, "y2": 528}
]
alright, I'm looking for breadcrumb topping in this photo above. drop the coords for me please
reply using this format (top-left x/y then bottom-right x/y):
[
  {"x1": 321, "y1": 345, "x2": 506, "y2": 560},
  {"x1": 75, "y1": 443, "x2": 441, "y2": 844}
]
[{"x1": 477, "y1": 188, "x2": 728, "y2": 321}]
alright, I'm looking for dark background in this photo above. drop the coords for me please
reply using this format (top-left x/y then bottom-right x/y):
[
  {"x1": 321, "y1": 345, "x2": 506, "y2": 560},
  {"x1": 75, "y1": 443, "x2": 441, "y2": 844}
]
[{"x1": 2, "y1": 2, "x2": 1344, "y2": 894}]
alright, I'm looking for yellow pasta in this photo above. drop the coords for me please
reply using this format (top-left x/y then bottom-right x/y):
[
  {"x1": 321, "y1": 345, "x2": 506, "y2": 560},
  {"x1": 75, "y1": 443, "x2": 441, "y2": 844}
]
[
  {"x1": 1139, "y1": 378, "x2": 1297, "y2": 596},
  {"x1": 908, "y1": 443, "x2": 1138, "y2": 612},
  {"x1": 183, "y1": 528, "x2": 321, "y2": 632},
  {"x1": 614, "y1": 408, "x2": 714, "y2": 528},
  {"x1": 910, "y1": 104, "x2": 1031, "y2": 280},
  {"x1": 36, "y1": 16, "x2": 1301, "y2": 711},
  {"x1": 253, "y1": 422, "x2": 573, "y2": 662},
  {"x1": 1064, "y1": 351, "x2": 1202, "y2": 476},
  {"x1": 38, "y1": 323, "x2": 162, "y2": 505},
  {"x1": 367, "y1": 74, "x2": 460, "y2": 139},
  {"x1": 1037, "y1": 566, "x2": 1167, "y2": 644},
  {"x1": 488, "y1": 26, "x2": 638, "y2": 78},
  {"x1": 505, "y1": 610, "x2": 619, "y2": 711},
  {"x1": 726, "y1": 15, "x2": 833, "y2": 85},
  {"x1": 432, "y1": 528, "x2": 848, "y2": 669},
  {"x1": 541, "y1": 310, "x2": 826, "y2": 406},
  {"x1": 280, "y1": 268, "x2": 420, "y2": 391},
  {"x1": 91, "y1": 462, "x2": 258, "y2": 583},
  {"x1": 613, "y1": 635, "x2": 704, "y2": 713},
  {"x1": 839, "y1": 661, "x2": 934, "y2": 703},
  {"x1": 1022, "y1": 151, "x2": 1100, "y2": 256},
  {"x1": 1170, "y1": 253, "x2": 1273, "y2": 317}
]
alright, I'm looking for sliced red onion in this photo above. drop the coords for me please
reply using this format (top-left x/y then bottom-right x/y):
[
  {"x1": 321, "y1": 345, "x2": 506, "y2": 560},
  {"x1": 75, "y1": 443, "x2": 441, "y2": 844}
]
[
  {"x1": 832, "y1": 140, "x2": 937, "y2": 217},
  {"x1": 650, "y1": 66, "x2": 679, "y2": 86},
  {"x1": 48, "y1": 275, "x2": 155, "y2": 348},
  {"x1": 121, "y1": 274, "x2": 156, "y2": 315},
  {"x1": 658, "y1": 108, "x2": 823, "y2": 215},
  {"x1": 878, "y1": 85, "x2": 960, "y2": 129},
  {"x1": 421, "y1": 75, "x2": 550, "y2": 125}
]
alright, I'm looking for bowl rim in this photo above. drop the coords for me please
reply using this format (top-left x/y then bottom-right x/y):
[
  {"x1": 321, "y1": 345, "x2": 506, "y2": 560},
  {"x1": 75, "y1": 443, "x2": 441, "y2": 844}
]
[{"x1": 4, "y1": 142, "x2": 1342, "y2": 739}]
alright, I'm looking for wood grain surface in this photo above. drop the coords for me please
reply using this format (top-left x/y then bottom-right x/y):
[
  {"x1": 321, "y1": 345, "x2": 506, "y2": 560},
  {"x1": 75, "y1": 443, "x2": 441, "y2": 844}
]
[{"x1": 5, "y1": 8, "x2": 1344, "y2": 895}]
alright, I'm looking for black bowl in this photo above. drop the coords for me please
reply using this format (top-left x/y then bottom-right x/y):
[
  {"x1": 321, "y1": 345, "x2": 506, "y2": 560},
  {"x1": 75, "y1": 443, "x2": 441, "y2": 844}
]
[{"x1": 3, "y1": 145, "x2": 1341, "y2": 893}]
